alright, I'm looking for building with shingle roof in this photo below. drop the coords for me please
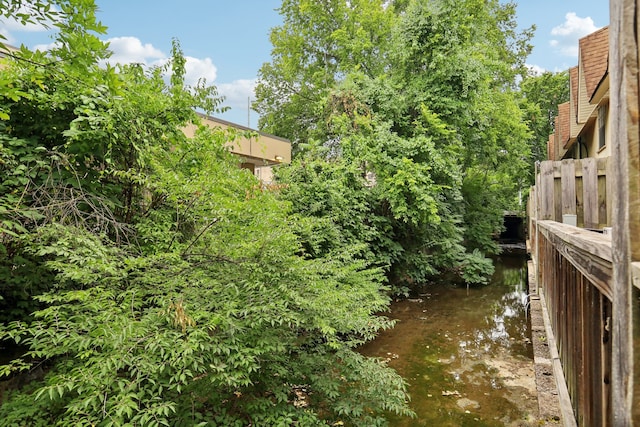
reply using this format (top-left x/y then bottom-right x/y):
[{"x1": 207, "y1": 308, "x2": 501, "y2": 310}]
[
  {"x1": 548, "y1": 26, "x2": 609, "y2": 161},
  {"x1": 580, "y1": 26, "x2": 609, "y2": 100}
]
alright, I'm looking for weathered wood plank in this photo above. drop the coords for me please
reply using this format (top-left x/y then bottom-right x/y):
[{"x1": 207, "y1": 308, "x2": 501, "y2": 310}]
[
  {"x1": 582, "y1": 157, "x2": 599, "y2": 229},
  {"x1": 536, "y1": 167, "x2": 542, "y2": 221},
  {"x1": 575, "y1": 171, "x2": 585, "y2": 227},
  {"x1": 597, "y1": 159, "x2": 608, "y2": 227},
  {"x1": 529, "y1": 185, "x2": 536, "y2": 222},
  {"x1": 605, "y1": 157, "x2": 613, "y2": 228},
  {"x1": 540, "y1": 161, "x2": 556, "y2": 220},
  {"x1": 535, "y1": 224, "x2": 614, "y2": 426},
  {"x1": 554, "y1": 162, "x2": 563, "y2": 222},
  {"x1": 561, "y1": 159, "x2": 577, "y2": 216},
  {"x1": 550, "y1": 158, "x2": 608, "y2": 178},
  {"x1": 601, "y1": 296, "x2": 613, "y2": 425},
  {"x1": 537, "y1": 220, "x2": 613, "y2": 300},
  {"x1": 609, "y1": 0, "x2": 636, "y2": 424},
  {"x1": 537, "y1": 221, "x2": 613, "y2": 261},
  {"x1": 538, "y1": 280, "x2": 578, "y2": 427}
]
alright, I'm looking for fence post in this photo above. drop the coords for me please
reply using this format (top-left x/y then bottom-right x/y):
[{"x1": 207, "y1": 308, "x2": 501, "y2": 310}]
[
  {"x1": 540, "y1": 161, "x2": 555, "y2": 220},
  {"x1": 561, "y1": 159, "x2": 577, "y2": 222},
  {"x1": 582, "y1": 158, "x2": 599, "y2": 229},
  {"x1": 609, "y1": 0, "x2": 637, "y2": 424}
]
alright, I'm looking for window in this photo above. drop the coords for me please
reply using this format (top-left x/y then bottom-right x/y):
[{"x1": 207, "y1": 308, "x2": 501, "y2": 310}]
[{"x1": 598, "y1": 104, "x2": 608, "y2": 151}]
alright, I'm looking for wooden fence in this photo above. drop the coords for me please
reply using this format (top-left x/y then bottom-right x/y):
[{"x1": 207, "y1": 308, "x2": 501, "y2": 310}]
[
  {"x1": 528, "y1": 158, "x2": 613, "y2": 426},
  {"x1": 528, "y1": 150, "x2": 640, "y2": 425},
  {"x1": 531, "y1": 157, "x2": 611, "y2": 229},
  {"x1": 535, "y1": 220, "x2": 613, "y2": 426},
  {"x1": 528, "y1": 158, "x2": 614, "y2": 425},
  {"x1": 528, "y1": 3, "x2": 640, "y2": 423}
]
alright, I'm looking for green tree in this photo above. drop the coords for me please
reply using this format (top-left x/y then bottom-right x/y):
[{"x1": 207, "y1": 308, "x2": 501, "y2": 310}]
[
  {"x1": 520, "y1": 70, "x2": 570, "y2": 162},
  {"x1": 254, "y1": 0, "x2": 396, "y2": 153},
  {"x1": 387, "y1": 0, "x2": 533, "y2": 180},
  {"x1": 255, "y1": 0, "x2": 533, "y2": 288},
  {"x1": 0, "y1": 0, "x2": 112, "y2": 321},
  {"x1": 383, "y1": 0, "x2": 534, "y2": 251},
  {"x1": 0, "y1": 1, "x2": 413, "y2": 425}
]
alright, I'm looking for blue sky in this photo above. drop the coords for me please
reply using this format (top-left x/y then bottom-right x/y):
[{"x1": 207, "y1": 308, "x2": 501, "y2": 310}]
[{"x1": 1, "y1": 1, "x2": 609, "y2": 127}]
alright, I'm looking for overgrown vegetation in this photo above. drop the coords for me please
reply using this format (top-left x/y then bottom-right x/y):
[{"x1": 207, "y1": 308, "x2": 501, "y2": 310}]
[
  {"x1": 255, "y1": 0, "x2": 538, "y2": 289},
  {"x1": 0, "y1": 1, "x2": 413, "y2": 425},
  {"x1": 0, "y1": 0, "x2": 570, "y2": 425}
]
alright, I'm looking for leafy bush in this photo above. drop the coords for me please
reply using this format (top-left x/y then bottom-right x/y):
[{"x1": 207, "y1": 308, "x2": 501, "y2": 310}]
[
  {"x1": 0, "y1": 2, "x2": 413, "y2": 424},
  {"x1": 460, "y1": 249, "x2": 495, "y2": 285}
]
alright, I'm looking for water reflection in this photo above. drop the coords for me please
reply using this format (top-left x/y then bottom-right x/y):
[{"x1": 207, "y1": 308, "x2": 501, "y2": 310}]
[{"x1": 359, "y1": 255, "x2": 537, "y2": 426}]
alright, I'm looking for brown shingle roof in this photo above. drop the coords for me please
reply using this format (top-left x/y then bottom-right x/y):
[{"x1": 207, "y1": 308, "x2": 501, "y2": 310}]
[
  {"x1": 558, "y1": 102, "x2": 571, "y2": 148},
  {"x1": 570, "y1": 66, "x2": 579, "y2": 120},
  {"x1": 579, "y1": 26, "x2": 609, "y2": 100}
]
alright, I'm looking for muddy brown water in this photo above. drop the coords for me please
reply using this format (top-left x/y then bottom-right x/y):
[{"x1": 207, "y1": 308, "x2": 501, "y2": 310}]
[{"x1": 360, "y1": 254, "x2": 539, "y2": 426}]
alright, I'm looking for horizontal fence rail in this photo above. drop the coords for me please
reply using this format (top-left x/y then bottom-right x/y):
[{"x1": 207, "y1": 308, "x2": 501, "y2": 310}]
[
  {"x1": 537, "y1": 220, "x2": 613, "y2": 426},
  {"x1": 529, "y1": 152, "x2": 640, "y2": 425}
]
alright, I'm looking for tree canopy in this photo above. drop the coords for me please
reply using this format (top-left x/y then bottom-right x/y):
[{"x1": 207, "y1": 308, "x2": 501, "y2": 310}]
[
  {"x1": 520, "y1": 70, "x2": 571, "y2": 161},
  {"x1": 254, "y1": 0, "x2": 536, "y2": 289},
  {"x1": 0, "y1": 1, "x2": 413, "y2": 425},
  {"x1": 0, "y1": 0, "x2": 572, "y2": 425}
]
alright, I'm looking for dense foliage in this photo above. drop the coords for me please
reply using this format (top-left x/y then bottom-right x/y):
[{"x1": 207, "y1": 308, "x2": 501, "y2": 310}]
[
  {"x1": 255, "y1": 0, "x2": 534, "y2": 289},
  {"x1": 0, "y1": 0, "x2": 573, "y2": 425},
  {"x1": 520, "y1": 70, "x2": 571, "y2": 162},
  {"x1": 0, "y1": 1, "x2": 413, "y2": 425}
]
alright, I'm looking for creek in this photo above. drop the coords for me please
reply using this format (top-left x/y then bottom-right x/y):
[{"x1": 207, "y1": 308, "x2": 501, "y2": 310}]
[{"x1": 359, "y1": 254, "x2": 538, "y2": 426}]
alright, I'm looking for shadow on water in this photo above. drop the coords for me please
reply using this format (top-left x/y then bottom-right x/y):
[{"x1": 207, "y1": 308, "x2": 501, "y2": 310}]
[{"x1": 360, "y1": 254, "x2": 538, "y2": 426}]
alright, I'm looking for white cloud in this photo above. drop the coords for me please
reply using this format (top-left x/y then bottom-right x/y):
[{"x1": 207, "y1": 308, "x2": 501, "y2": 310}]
[
  {"x1": 104, "y1": 37, "x2": 219, "y2": 90},
  {"x1": 0, "y1": 18, "x2": 44, "y2": 45},
  {"x1": 217, "y1": 79, "x2": 257, "y2": 109},
  {"x1": 184, "y1": 56, "x2": 217, "y2": 87},
  {"x1": 549, "y1": 13, "x2": 600, "y2": 58},
  {"x1": 32, "y1": 41, "x2": 59, "y2": 52},
  {"x1": 7, "y1": 26, "x2": 255, "y2": 120},
  {"x1": 526, "y1": 64, "x2": 546, "y2": 76},
  {"x1": 551, "y1": 13, "x2": 598, "y2": 37},
  {"x1": 101, "y1": 36, "x2": 260, "y2": 126},
  {"x1": 0, "y1": 18, "x2": 47, "y2": 34},
  {"x1": 0, "y1": 28, "x2": 14, "y2": 45},
  {"x1": 105, "y1": 36, "x2": 165, "y2": 65}
]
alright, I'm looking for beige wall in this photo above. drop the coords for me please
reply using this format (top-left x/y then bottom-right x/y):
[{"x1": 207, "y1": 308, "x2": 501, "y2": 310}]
[
  {"x1": 576, "y1": 101, "x2": 610, "y2": 159},
  {"x1": 592, "y1": 79, "x2": 611, "y2": 159},
  {"x1": 566, "y1": 65, "x2": 609, "y2": 160},
  {"x1": 582, "y1": 121, "x2": 597, "y2": 158},
  {"x1": 570, "y1": 94, "x2": 581, "y2": 141},
  {"x1": 255, "y1": 166, "x2": 275, "y2": 184},
  {"x1": 577, "y1": 65, "x2": 598, "y2": 124},
  {"x1": 182, "y1": 115, "x2": 291, "y2": 184},
  {"x1": 596, "y1": 102, "x2": 611, "y2": 158},
  {"x1": 567, "y1": 105, "x2": 610, "y2": 160},
  {"x1": 0, "y1": 44, "x2": 17, "y2": 69},
  {"x1": 183, "y1": 115, "x2": 291, "y2": 167}
]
